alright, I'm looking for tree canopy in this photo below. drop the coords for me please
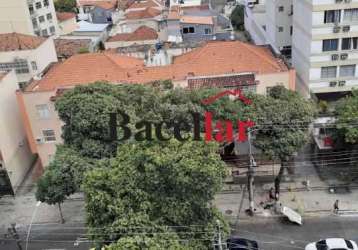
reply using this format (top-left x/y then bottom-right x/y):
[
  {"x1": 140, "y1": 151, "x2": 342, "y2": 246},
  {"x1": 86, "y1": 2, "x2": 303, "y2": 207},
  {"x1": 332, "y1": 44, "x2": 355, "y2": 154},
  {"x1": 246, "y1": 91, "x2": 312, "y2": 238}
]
[{"x1": 54, "y1": 0, "x2": 77, "y2": 12}]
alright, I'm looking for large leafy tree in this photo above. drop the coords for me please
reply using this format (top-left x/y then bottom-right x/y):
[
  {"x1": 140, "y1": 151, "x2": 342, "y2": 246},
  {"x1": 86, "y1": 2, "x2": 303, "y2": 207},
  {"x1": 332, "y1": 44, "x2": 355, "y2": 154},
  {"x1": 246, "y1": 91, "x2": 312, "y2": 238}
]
[
  {"x1": 253, "y1": 86, "x2": 316, "y2": 194},
  {"x1": 82, "y1": 139, "x2": 227, "y2": 249},
  {"x1": 336, "y1": 90, "x2": 358, "y2": 144},
  {"x1": 54, "y1": 0, "x2": 77, "y2": 12}
]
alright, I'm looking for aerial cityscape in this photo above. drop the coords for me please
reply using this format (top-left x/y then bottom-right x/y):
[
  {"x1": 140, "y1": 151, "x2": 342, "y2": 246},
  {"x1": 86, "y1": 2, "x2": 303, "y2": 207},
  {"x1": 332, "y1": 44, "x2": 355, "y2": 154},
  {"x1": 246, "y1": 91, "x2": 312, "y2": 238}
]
[{"x1": 0, "y1": 0, "x2": 358, "y2": 249}]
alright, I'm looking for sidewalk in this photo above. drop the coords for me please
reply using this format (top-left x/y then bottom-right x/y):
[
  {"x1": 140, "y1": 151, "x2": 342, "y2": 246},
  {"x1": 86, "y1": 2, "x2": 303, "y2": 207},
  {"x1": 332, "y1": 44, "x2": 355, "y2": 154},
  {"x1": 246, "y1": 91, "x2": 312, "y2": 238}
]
[{"x1": 0, "y1": 191, "x2": 85, "y2": 234}]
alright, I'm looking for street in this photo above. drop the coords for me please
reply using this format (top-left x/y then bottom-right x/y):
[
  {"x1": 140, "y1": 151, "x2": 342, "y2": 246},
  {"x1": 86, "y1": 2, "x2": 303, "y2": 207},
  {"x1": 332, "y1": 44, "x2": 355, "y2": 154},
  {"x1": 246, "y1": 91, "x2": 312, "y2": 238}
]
[{"x1": 234, "y1": 216, "x2": 358, "y2": 250}]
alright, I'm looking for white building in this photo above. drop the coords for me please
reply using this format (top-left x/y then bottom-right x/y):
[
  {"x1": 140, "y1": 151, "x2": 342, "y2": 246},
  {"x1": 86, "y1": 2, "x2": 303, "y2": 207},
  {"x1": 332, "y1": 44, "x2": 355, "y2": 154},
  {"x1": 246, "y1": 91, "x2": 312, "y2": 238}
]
[
  {"x1": 293, "y1": 0, "x2": 358, "y2": 96},
  {"x1": 0, "y1": 33, "x2": 58, "y2": 88},
  {"x1": 244, "y1": 0, "x2": 293, "y2": 54},
  {"x1": 0, "y1": 0, "x2": 60, "y2": 37}
]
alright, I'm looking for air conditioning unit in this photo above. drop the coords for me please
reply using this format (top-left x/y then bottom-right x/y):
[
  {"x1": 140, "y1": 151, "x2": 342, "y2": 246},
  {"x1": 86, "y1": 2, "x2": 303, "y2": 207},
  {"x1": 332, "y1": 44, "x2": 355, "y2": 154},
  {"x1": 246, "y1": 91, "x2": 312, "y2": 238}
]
[
  {"x1": 35, "y1": 137, "x2": 44, "y2": 144},
  {"x1": 339, "y1": 81, "x2": 346, "y2": 86},
  {"x1": 333, "y1": 26, "x2": 341, "y2": 33},
  {"x1": 342, "y1": 25, "x2": 350, "y2": 32},
  {"x1": 329, "y1": 81, "x2": 337, "y2": 87},
  {"x1": 331, "y1": 54, "x2": 339, "y2": 61},
  {"x1": 345, "y1": 0, "x2": 352, "y2": 3},
  {"x1": 341, "y1": 53, "x2": 348, "y2": 60}
]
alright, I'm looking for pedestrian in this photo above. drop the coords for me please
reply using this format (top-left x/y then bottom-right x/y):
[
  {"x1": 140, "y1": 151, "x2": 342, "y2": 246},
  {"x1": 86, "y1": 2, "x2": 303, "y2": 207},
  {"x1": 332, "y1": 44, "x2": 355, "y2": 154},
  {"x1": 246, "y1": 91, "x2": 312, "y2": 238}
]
[
  {"x1": 333, "y1": 199, "x2": 339, "y2": 214},
  {"x1": 274, "y1": 177, "x2": 280, "y2": 201},
  {"x1": 269, "y1": 187, "x2": 275, "y2": 201}
]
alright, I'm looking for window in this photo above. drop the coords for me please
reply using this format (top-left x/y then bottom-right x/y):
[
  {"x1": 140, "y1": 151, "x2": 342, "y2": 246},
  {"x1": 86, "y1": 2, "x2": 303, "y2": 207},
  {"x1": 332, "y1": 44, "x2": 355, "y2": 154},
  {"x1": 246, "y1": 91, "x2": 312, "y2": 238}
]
[
  {"x1": 42, "y1": 129, "x2": 56, "y2": 142},
  {"x1": 0, "y1": 60, "x2": 30, "y2": 74},
  {"x1": 42, "y1": 29, "x2": 48, "y2": 36},
  {"x1": 35, "y1": 1, "x2": 42, "y2": 9},
  {"x1": 321, "y1": 66, "x2": 337, "y2": 79},
  {"x1": 36, "y1": 104, "x2": 50, "y2": 119},
  {"x1": 324, "y1": 10, "x2": 341, "y2": 23},
  {"x1": 278, "y1": 26, "x2": 283, "y2": 32},
  {"x1": 342, "y1": 37, "x2": 358, "y2": 50},
  {"x1": 29, "y1": 5, "x2": 34, "y2": 14},
  {"x1": 204, "y1": 28, "x2": 211, "y2": 34},
  {"x1": 278, "y1": 6, "x2": 284, "y2": 12},
  {"x1": 32, "y1": 18, "x2": 38, "y2": 28},
  {"x1": 340, "y1": 65, "x2": 356, "y2": 77},
  {"x1": 39, "y1": 16, "x2": 45, "y2": 23},
  {"x1": 262, "y1": 25, "x2": 266, "y2": 31},
  {"x1": 290, "y1": 26, "x2": 293, "y2": 36},
  {"x1": 34, "y1": 30, "x2": 41, "y2": 36},
  {"x1": 43, "y1": 0, "x2": 49, "y2": 6},
  {"x1": 50, "y1": 26, "x2": 56, "y2": 34},
  {"x1": 182, "y1": 27, "x2": 195, "y2": 34},
  {"x1": 31, "y1": 61, "x2": 38, "y2": 71},
  {"x1": 322, "y1": 39, "x2": 338, "y2": 51},
  {"x1": 46, "y1": 13, "x2": 52, "y2": 20},
  {"x1": 344, "y1": 8, "x2": 358, "y2": 22}
]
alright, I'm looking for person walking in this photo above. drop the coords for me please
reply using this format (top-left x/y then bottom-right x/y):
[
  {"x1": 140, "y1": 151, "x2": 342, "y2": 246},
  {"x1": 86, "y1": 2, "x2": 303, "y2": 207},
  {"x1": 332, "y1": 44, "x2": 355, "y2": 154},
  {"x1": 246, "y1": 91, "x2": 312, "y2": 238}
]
[
  {"x1": 269, "y1": 187, "x2": 275, "y2": 201},
  {"x1": 333, "y1": 200, "x2": 339, "y2": 214}
]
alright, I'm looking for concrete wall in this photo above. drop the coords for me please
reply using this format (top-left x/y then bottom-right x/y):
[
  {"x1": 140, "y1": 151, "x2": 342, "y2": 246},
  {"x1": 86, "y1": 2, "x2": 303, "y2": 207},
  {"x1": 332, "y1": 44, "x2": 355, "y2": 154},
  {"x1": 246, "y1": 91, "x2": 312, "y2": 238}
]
[
  {"x1": 105, "y1": 39, "x2": 158, "y2": 49},
  {"x1": 0, "y1": 71, "x2": 34, "y2": 189},
  {"x1": 90, "y1": 7, "x2": 114, "y2": 24},
  {"x1": 0, "y1": 0, "x2": 33, "y2": 35},
  {"x1": 180, "y1": 23, "x2": 214, "y2": 42},
  {"x1": 59, "y1": 17, "x2": 78, "y2": 35}
]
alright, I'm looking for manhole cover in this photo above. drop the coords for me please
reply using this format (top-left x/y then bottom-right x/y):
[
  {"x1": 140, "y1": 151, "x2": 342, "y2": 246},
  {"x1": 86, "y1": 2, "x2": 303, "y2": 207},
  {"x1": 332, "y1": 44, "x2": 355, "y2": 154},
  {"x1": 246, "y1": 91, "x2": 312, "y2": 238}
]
[{"x1": 225, "y1": 209, "x2": 233, "y2": 215}]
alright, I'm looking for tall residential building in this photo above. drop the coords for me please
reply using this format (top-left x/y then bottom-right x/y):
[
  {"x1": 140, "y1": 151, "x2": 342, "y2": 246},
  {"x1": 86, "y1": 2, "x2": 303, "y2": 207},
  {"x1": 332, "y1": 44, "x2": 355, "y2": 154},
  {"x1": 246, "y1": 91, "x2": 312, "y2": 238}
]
[
  {"x1": 293, "y1": 0, "x2": 358, "y2": 96},
  {"x1": 0, "y1": 0, "x2": 60, "y2": 37},
  {"x1": 244, "y1": 0, "x2": 293, "y2": 55}
]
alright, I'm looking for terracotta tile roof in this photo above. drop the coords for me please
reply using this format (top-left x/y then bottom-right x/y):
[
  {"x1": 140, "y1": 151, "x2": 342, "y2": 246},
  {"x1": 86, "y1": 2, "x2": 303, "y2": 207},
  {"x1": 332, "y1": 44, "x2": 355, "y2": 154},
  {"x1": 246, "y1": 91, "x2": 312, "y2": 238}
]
[
  {"x1": 127, "y1": 0, "x2": 162, "y2": 9},
  {"x1": 54, "y1": 39, "x2": 92, "y2": 58},
  {"x1": 79, "y1": 0, "x2": 117, "y2": 9},
  {"x1": 180, "y1": 15, "x2": 213, "y2": 25},
  {"x1": 56, "y1": 12, "x2": 77, "y2": 22},
  {"x1": 27, "y1": 41, "x2": 289, "y2": 92},
  {"x1": 0, "y1": 33, "x2": 46, "y2": 52},
  {"x1": 168, "y1": 6, "x2": 180, "y2": 20},
  {"x1": 125, "y1": 7, "x2": 161, "y2": 19},
  {"x1": 108, "y1": 26, "x2": 158, "y2": 42}
]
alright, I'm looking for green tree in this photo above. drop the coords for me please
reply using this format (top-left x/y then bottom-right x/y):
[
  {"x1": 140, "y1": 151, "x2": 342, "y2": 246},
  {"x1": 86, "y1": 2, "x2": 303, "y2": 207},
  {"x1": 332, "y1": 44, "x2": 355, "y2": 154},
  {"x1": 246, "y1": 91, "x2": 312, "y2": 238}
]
[
  {"x1": 82, "y1": 139, "x2": 227, "y2": 249},
  {"x1": 54, "y1": 0, "x2": 77, "y2": 12},
  {"x1": 230, "y1": 5, "x2": 245, "y2": 31},
  {"x1": 336, "y1": 90, "x2": 358, "y2": 144},
  {"x1": 35, "y1": 162, "x2": 76, "y2": 223},
  {"x1": 253, "y1": 86, "x2": 316, "y2": 194}
]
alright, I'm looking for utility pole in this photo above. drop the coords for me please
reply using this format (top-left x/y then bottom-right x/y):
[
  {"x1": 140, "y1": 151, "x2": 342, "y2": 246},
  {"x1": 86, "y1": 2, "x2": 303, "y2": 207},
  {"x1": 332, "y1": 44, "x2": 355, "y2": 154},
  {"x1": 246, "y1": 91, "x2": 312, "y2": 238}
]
[{"x1": 247, "y1": 129, "x2": 256, "y2": 216}]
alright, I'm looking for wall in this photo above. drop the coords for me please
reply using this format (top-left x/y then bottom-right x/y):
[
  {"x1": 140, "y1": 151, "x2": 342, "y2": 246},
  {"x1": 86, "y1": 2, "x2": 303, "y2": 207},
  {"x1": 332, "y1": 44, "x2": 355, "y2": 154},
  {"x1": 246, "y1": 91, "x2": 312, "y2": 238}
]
[
  {"x1": 256, "y1": 70, "x2": 294, "y2": 95},
  {"x1": 105, "y1": 39, "x2": 158, "y2": 49},
  {"x1": 59, "y1": 17, "x2": 78, "y2": 35},
  {"x1": 118, "y1": 19, "x2": 160, "y2": 33},
  {"x1": 91, "y1": 7, "x2": 114, "y2": 24},
  {"x1": 0, "y1": 71, "x2": 34, "y2": 189},
  {"x1": 180, "y1": 23, "x2": 214, "y2": 42},
  {"x1": 18, "y1": 90, "x2": 63, "y2": 167},
  {"x1": 0, "y1": 0, "x2": 33, "y2": 35}
]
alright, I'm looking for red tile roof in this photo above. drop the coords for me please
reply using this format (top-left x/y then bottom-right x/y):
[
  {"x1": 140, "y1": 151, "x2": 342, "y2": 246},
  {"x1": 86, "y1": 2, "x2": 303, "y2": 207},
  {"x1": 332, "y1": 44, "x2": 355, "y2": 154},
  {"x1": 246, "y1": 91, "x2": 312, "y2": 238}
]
[
  {"x1": 0, "y1": 33, "x2": 46, "y2": 52},
  {"x1": 108, "y1": 26, "x2": 158, "y2": 42},
  {"x1": 27, "y1": 41, "x2": 289, "y2": 92},
  {"x1": 78, "y1": 0, "x2": 117, "y2": 9},
  {"x1": 56, "y1": 12, "x2": 77, "y2": 22},
  {"x1": 127, "y1": 0, "x2": 162, "y2": 9},
  {"x1": 125, "y1": 7, "x2": 161, "y2": 19}
]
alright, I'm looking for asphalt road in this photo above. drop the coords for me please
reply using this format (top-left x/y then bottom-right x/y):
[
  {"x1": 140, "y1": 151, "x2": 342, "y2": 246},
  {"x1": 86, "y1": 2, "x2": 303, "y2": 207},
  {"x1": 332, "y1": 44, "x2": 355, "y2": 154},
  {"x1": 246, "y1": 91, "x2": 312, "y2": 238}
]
[{"x1": 234, "y1": 215, "x2": 358, "y2": 250}]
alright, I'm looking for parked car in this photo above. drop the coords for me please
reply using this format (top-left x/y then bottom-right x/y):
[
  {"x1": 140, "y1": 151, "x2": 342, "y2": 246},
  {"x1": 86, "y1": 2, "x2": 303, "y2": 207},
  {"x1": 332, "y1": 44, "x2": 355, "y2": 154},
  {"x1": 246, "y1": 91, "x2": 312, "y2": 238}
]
[
  {"x1": 227, "y1": 237, "x2": 259, "y2": 250},
  {"x1": 305, "y1": 238, "x2": 358, "y2": 250}
]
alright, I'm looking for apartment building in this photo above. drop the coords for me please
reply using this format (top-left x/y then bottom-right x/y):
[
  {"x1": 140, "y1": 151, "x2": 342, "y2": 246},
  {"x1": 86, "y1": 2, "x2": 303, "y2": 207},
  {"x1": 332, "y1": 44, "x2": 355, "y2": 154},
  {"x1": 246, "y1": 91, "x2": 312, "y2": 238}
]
[
  {"x1": 0, "y1": 70, "x2": 35, "y2": 194},
  {"x1": 0, "y1": 33, "x2": 58, "y2": 88},
  {"x1": 0, "y1": 0, "x2": 60, "y2": 37},
  {"x1": 293, "y1": 0, "x2": 358, "y2": 96},
  {"x1": 17, "y1": 41, "x2": 295, "y2": 166},
  {"x1": 244, "y1": 0, "x2": 293, "y2": 54}
]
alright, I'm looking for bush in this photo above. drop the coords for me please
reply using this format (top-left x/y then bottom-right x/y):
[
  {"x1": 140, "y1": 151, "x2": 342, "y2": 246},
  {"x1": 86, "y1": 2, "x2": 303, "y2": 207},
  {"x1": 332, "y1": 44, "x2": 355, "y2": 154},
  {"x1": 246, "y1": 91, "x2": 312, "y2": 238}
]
[{"x1": 231, "y1": 5, "x2": 245, "y2": 31}]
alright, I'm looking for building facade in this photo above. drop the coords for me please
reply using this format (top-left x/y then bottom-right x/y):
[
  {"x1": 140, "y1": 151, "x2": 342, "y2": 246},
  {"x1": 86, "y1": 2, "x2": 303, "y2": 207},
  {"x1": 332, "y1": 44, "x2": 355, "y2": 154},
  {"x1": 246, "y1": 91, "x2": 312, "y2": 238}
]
[
  {"x1": 293, "y1": 0, "x2": 358, "y2": 96},
  {"x1": 17, "y1": 41, "x2": 295, "y2": 167},
  {"x1": 0, "y1": 71, "x2": 35, "y2": 194},
  {"x1": 0, "y1": 0, "x2": 60, "y2": 37},
  {"x1": 0, "y1": 33, "x2": 58, "y2": 88}
]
